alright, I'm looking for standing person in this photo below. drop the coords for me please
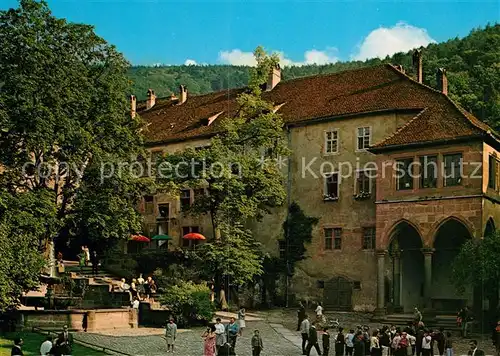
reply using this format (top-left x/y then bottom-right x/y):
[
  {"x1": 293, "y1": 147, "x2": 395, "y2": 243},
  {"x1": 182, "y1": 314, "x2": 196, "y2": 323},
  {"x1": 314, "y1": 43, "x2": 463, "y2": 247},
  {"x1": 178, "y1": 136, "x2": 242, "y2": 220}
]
[
  {"x1": 415, "y1": 327, "x2": 424, "y2": 356},
  {"x1": 214, "y1": 318, "x2": 226, "y2": 354},
  {"x1": 323, "y1": 327, "x2": 331, "y2": 356},
  {"x1": 58, "y1": 325, "x2": 73, "y2": 355},
  {"x1": 40, "y1": 336, "x2": 53, "y2": 356},
  {"x1": 77, "y1": 248, "x2": 85, "y2": 273},
  {"x1": 226, "y1": 317, "x2": 239, "y2": 349},
  {"x1": 335, "y1": 327, "x2": 345, "y2": 356},
  {"x1": 493, "y1": 321, "x2": 500, "y2": 356},
  {"x1": 467, "y1": 340, "x2": 484, "y2": 356},
  {"x1": 251, "y1": 329, "x2": 264, "y2": 356},
  {"x1": 90, "y1": 250, "x2": 99, "y2": 276},
  {"x1": 316, "y1": 302, "x2": 324, "y2": 323},
  {"x1": 306, "y1": 321, "x2": 322, "y2": 356},
  {"x1": 398, "y1": 332, "x2": 409, "y2": 356},
  {"x1": 165, "y1": 318, "x2": 177, "y2": 353},
  {"x1": 149, "y1": 279, "x2": 157, "y2": 302},
  {"x1": 407, "y1": 332, "x2": 416, "y2": 356},
  {"x1": 84, "y1": 245, "x2": 90, "y2": 266},
  {"x1": 298, "y1": 301, "x2": 306, "y2": 331},
  {"x1": 445, "y1": 332, "x2": 453, "y2": 356},
  {"x1": 363, "y1": 326, "x2": 371, "y2": 356},
  {"x1": 354, "y1": 332, "x2": 366, "y2": 356},
  {"x1": 371, "y1": 330, "x2": 381, "y2": 356},
  {"x1": 379, "y1": 327, "x2": 390, "y2": 356},
  {"x1": 238, "y1": 307, "x2": 246, "y2": 336},
  {"x1": 202, "y1": 325, "x2": 216, "y2": 356},
  {"x1": 10, "y1": 338, "x2": 23, "y2": 356},
  {"x1": 391, "y1": 331, "x2": 401, "y2": 356},
  {"x1": 433, "y1": 327, "x2": 446, "y2": 356},
  {"x1": 220, "y1": 286, "x2": 228, "y2": 311},
  {"x1": 462, "y1": 306, "x2": 474, "y2": 338},
  {"x1": 132, "y1": 296, "x2": 140, "y2": 309},
  {"x1": 421, "y1": 331, "x2": 432, "y2": 356},
  {"x1": 413, "y1": 308, "x2": 423, "y2": 328},
  {"x1": 137, "y1": 274, "x2": 145, "y2": 300},
  {"x1": 301, "y1": 315, "x2": 311, "y2": 355},
  {"x1": 346, "y1": 329, "x2": 355, "y2": 356},
  {"x1": 82, "y1": 311, "x2": 89, "y2": 332}
]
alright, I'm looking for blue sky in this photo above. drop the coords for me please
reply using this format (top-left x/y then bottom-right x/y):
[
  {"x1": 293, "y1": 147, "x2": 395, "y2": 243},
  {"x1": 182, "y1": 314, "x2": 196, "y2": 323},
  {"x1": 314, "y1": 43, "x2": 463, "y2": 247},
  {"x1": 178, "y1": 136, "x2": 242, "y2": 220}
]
[{"x1": 1, "y1": 0, "x2": 499, "y2": 65}]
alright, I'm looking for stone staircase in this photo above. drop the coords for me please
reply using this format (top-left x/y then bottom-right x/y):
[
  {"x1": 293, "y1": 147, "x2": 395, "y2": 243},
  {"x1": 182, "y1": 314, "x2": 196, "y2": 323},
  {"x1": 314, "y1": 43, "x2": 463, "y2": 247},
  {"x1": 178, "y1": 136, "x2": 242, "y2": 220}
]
[{"x1": 381, "y1": 313, "x2": 461, "y2": 331}]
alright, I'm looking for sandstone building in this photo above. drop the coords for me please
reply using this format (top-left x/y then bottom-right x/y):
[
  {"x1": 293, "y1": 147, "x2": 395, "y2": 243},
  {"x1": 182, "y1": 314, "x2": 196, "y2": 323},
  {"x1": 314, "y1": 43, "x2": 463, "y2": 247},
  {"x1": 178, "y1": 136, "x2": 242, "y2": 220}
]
[{"x1": 135, "y1": 56, "x2": 500, "y2": 314}]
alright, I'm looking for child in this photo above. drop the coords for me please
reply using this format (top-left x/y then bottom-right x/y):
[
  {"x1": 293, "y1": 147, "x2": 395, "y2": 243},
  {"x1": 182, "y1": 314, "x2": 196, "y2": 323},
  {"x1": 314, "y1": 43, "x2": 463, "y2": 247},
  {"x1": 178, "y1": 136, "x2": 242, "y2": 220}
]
[
  {"x1": 444, "y1": 332, "x2": 453, "y2": 356},
  {"x1": 251, "y1": 330, "x2": 263, "y2": 356},
  {"x1": 323, "y1": 327, "x2": 331, "y2": 356}
]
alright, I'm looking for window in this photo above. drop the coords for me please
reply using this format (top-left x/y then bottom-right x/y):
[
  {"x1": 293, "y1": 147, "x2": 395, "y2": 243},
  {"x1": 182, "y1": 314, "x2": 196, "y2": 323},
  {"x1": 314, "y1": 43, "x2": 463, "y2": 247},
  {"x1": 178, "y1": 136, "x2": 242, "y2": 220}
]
[
  {"x1": 324, "y1": 228, "x2": 342, "y2": 250},
  {"x1": 420, "y1": 155, "x2": 438, "y2": 188},
  {"x1": 278, "y1": 240, "x2": 286, "y2": 259},
  {"x1": 158, "y1": 203, "x2": 169, "y2": 219},
  {"x1": 182, "y1": 226, "x2": 200, "y2": 248},
  {"x1": 443, "y1": 153, "x2": 462, "y2": 187},
  {"x1": 489, "y1": 155, "x2": 497, "y2": 190},
  {"x1": 356, "y1": 170, "x2": 373, "y2": 195},
  {"x1": 357, "y1": 127, "x2": 371, "y2": 150},
  {"x1": 324, "y1": 173, "x2": 339, "y2": 200},
  {"x1": 180, "y1": 189, "x2": 192, "y2": 211},
  {"x1": 396, "y1": 158, "x2": 414, "y2": 190},
  {"x1": 325, "y1": 130, "x2": 339, "y2": 154},
  {"x1": 362, "y1": 227, "x2": 376, "y2": 250},
  {"x1": 144, "y1": 195, "x2": 154, "y2": 214}
]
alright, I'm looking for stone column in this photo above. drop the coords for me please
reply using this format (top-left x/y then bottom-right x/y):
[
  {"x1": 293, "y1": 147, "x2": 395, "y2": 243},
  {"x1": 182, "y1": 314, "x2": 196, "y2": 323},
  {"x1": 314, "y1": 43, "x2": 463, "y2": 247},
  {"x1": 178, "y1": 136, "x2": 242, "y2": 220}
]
[
  {"x1": 422, "y1": 248, "x2": 434, "y2": 310},
  {"x1": 374, "y1": 250, "x2": 387, "y2": 316},
  {"x1": 393, "y1": 251, "x2": 402, "y2": 311}
]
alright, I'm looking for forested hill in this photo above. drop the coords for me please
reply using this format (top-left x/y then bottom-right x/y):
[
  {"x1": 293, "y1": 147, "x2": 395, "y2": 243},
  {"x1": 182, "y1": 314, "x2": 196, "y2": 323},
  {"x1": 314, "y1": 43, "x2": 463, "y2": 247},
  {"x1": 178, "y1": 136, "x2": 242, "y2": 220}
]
[{"x1": 128, "y1": 24, "x2": 500, "y2": 129}]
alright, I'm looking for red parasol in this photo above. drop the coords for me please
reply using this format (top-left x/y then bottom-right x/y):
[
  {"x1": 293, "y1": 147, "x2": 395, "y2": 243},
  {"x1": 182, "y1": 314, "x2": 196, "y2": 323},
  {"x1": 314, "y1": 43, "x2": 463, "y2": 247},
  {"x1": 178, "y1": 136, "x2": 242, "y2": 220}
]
[
  {"x1": 183, "y1": 233, "x2": 206, "y2": 240},
  {"x1": 129, "y1": 234, "x2": 151, "y2": 242}
]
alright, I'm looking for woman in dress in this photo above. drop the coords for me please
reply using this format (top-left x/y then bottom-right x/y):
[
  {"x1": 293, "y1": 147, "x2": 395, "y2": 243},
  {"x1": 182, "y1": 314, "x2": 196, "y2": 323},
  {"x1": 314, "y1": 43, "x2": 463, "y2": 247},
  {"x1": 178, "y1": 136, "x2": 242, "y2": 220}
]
[
  {"x1": 202, "y1": 325, "x2": 216, "y2": 356},
  {"x1": 77, "y1": 249, "x2": 85, "y2": 273},
  {"x1": 238, "y1": 307, "x2": 246, "y2": 336}
]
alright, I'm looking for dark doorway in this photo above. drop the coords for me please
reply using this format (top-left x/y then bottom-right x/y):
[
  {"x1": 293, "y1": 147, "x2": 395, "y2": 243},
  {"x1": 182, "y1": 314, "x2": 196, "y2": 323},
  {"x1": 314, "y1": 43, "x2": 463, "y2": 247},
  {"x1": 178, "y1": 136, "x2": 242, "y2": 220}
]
[
  {"x1": 432, "y1": 218, "x2": 472, "y2": 312},
  {"x1": 323, "y1": 276, "x2": 352, "y2": 311},
  {"x1": 388, "y1": 221, "x2": 424, "y2": 312},
  {"x1": 485, "y1": 218, "x2": 495, "y2": 237}
]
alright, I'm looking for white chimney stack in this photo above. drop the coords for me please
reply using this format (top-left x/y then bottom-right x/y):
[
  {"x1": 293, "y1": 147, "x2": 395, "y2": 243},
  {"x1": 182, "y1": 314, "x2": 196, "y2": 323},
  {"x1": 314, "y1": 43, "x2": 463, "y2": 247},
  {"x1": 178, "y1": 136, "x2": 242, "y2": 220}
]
[
  {"x1": 266, "y1": 64, "x2": 281, "y2": 91},
  {"x1": 146, "y1": 89, "x2": 156, "y2": 110},
  {"x1": 179, "y1": 85, "x2": 187, "y2": 104},
  {"x1": 130, "y1": 95, "x2": 136, "y2": 118}
]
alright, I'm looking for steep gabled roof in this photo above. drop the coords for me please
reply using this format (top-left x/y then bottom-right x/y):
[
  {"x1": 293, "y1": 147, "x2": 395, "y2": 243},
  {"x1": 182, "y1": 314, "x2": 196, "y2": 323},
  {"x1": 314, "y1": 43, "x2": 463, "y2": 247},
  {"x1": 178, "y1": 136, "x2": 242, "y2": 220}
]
[{"x1": 138, "y1": 64, "x2": 499, "y2": 149}]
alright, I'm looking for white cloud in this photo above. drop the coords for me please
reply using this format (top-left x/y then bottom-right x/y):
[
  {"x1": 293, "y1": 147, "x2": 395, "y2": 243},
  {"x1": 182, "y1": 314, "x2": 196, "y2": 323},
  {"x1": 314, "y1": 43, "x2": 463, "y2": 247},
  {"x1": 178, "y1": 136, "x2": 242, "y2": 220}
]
[
  {"x1": 184, "y1": 59, "x2": 197, "y2": 66},
  {"x1": 353, "y1": 22, "x2": 436, "y2": 61},
  {"x1": 219, "y1": 49, "x2": 257, "y2": 66},
  {"x1": 218, "y1": 48, "x2": 338, "y2": 67}
]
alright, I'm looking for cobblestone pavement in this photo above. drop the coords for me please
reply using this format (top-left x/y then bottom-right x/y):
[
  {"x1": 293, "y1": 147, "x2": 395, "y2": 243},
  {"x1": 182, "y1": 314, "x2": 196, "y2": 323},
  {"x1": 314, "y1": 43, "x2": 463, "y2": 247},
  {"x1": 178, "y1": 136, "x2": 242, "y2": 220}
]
[{"x1": 75, "y1": 320, "x2": 303, "y2": 356}]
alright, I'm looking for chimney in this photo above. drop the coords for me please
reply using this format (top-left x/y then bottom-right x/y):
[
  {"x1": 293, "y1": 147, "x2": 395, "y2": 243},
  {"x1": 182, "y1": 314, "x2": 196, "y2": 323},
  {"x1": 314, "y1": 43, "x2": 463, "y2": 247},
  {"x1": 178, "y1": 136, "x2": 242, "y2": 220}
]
[
  {"x1": 436, "y1": 68, "x2": 448, "y2": 95},
  {"x1": 266, "y1": 64, "x2": 281, "y2": 91},
  {"x1": 146, "y1": 89, "x2": 156, "y2": 110},
  {"x1": 179, "y1": 85, "x2": 187, "y2": 104},
  {"x1": 130, "y1": 95, "x2": 136, "y2": 118},
  {"x1": 412, "y1": 49, "x2": 423, "y2": 83}
]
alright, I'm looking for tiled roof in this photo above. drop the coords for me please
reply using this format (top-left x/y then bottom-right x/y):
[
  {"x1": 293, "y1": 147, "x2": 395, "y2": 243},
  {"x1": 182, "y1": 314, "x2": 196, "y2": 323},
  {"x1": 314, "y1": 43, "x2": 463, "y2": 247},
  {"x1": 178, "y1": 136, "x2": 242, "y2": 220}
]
[{"x1": 138, "y1": 64, "x2": 497, "y2": 149}]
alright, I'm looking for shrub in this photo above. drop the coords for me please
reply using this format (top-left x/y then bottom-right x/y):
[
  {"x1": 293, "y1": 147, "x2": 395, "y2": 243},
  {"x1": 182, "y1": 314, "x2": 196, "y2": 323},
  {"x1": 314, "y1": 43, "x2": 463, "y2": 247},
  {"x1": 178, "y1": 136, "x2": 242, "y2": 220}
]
[{"x1": 160, "y1": 281, "x2": 215, "y2": 327}]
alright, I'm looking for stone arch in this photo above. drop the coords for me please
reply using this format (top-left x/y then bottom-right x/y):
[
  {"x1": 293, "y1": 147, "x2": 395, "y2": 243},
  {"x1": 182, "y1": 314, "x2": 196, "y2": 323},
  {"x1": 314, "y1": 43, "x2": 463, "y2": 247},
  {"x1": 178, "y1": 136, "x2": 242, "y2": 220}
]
[
  {"x1": 428, "y1": 215, "x2": 474, "y2": 246},
  {"x1": 431, "y1": 216, "x2": 473, "y2": 312},
  {"x1": 386, "y1": 220, "x2": 425, "y2": 312},
  {"x1": 484, "y1": 217, "x2": 495, "y2": 237},
  {"x1": 382, "y1": 218, "x2": 424, "y2": 250}
]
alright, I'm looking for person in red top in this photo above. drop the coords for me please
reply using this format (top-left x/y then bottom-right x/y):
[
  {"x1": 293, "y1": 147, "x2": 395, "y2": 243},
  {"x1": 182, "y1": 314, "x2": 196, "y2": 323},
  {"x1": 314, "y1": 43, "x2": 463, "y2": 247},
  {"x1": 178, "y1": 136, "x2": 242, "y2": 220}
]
[{"x1": 492, "y1": 321, "x2": 500, "y2": 356}]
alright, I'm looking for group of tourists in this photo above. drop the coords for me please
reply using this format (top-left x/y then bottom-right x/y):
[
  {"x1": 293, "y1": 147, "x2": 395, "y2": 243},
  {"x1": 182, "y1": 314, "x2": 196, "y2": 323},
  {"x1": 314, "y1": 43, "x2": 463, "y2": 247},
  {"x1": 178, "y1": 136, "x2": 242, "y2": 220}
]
[
  {"x1": 9, "y1": 325, "x2": 74, "y2": 355},
  {"x1": 118, "y1": 274, "x2": 157, "y2": 303}
]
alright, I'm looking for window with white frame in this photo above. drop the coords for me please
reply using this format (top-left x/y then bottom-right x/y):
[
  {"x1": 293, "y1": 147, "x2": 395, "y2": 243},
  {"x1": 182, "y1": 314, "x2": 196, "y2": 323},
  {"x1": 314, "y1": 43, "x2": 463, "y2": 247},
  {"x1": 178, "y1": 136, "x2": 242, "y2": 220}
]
[
  {"x1": 357, "y1": 127, "x2": 371, "y2": 150},
  {"x1": 355, "y1": 170, "x2": 374, "y2": 196},
  {"x1": 324, "y1": 172, "x2": 339, "y2": 200},
  {"x1": 324, "y1": 130, "x2": 339, "y2": 154}
]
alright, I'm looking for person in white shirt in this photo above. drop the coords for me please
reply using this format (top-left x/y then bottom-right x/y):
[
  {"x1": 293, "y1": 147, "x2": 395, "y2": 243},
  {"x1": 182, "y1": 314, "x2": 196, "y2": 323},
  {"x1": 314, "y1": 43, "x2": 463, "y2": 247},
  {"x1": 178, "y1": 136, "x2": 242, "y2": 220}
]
[
  {"x1": 214, "y1": 317, "x2": 226, "y2": 354},
  {"x1": 40, "y1": 336, "x2": 53, "y2": 356},
  {"x1": 421, "y1": 331, "x2": 432, "y2": 356},
  {"x1": 300, "y1": 315, "x2": 310, "y2": 355},
  {"x1": 132, "y1": 297, "x2": 140, "y2": 309},
  {"x1": 315, "y1": 302, "x2": 324, "y2": 317}
]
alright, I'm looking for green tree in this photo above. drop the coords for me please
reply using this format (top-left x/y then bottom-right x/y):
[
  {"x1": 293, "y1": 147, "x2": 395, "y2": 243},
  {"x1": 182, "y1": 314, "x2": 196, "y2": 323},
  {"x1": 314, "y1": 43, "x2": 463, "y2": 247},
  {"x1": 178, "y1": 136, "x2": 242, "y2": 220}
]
[
  {"x1": 452, "y1": 231, "x2": 500, "y2": 319},
  {"x1": 0, "y1": 0, "x2": 147, "y2": 303},
  {"x1": 158, "y1": 47, "x2": 288, "y2": 286}
]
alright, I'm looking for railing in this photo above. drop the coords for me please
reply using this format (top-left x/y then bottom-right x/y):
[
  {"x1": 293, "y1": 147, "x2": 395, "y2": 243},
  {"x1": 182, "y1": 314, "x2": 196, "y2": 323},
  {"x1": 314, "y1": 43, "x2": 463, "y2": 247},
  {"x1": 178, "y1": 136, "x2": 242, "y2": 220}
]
[{"x1": 31, "y1": 326, "x2": 132, "y2": 355}]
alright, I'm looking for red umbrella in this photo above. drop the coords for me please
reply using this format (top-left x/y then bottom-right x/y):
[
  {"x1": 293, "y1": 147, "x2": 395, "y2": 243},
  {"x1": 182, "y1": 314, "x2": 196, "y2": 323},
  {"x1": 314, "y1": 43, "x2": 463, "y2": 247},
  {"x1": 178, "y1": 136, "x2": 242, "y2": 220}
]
[
  {"x1": 183, "y1": 233, "x2": 206, "y2": 240},
  {"x1": 129, "y1": 234, "x2": 151, "y2": 242}
]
